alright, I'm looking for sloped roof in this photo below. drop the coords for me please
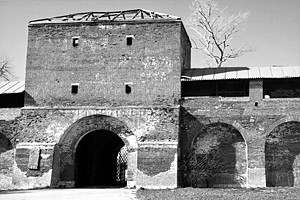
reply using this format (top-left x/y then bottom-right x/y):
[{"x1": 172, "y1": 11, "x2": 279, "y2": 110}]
[
  {"x1": 0, "y1": 81, "x2": 25, "y2": 94},
  {"x1": 181, "y1": 66, "x2": 300, "y2": 81},
  {"x1": 29, "y1": 9, "x2": 180, "y2": 25}
]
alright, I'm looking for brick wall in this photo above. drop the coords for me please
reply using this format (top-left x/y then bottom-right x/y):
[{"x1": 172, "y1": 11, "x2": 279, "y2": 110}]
[
  {"x1": 25, "y1": 20, "x2": 186, "y2": 107},
  {"x1": 180, "y1": 25, "x2": 191, "y2": 70},
  {"x1": 180, "y1": 97, "x2": 300, "y2": 188},
  {"x1": 12, "y1": 106, "x2": 179, "y2": 188},
  {"x1": 0, "y1": 132, "x2": 14, "y2": 190},
  {"x1": 137, "y1": 142, "x2": 178, "y2": 189},
  {"x1": 20, "y1": 17, "x2": 191, "y2": 189},
  {"x1": 0, "y1": 108, "x2": 21, "y2": 190},
  {"x1": 265, "y1": 121, "x2": 300, "y2": 187},
  {"x1": 249, "y1": 79, "x2": 263, "y2": 101}
]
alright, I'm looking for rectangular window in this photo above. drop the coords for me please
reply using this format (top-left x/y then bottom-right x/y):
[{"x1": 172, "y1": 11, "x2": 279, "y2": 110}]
[
  {"x1": 124, "y1": 82, "x2": 132, "y2": 94},
  {"x1": 126, "y1": 35, "x2": 133, "y2": 46},
  {"x1": 71, "y1": 83, "x2": 79, "y2": 94},
  {"x1": 72, "y1": 36, "x2": 79, "y2": 47}
]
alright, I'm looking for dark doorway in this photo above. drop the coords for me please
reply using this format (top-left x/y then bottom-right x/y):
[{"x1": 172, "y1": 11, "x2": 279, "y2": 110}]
[{"x1": 75, "y1": 130, "x2": 127, "y2": 187}]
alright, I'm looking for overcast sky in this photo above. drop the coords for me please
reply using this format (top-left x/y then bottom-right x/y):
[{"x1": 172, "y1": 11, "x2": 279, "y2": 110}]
[{"x1": 0, "y1": 0, "x2": 299, "y2": 80}]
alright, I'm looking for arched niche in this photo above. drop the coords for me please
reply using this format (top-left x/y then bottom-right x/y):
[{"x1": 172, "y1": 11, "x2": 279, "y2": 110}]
[
  {"x1": 190, "y1": 123, "x2": 247, "y2": 188},
  {"x1": 265, "y1": 121, "x2": 300, "y2": 187}
]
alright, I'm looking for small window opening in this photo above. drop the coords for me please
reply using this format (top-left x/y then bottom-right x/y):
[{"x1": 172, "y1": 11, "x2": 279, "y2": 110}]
[
  {"x1": 72, "y1": 37, "x2": 79, "y2": 47},
  {"x1": 125, "y1": 83, "x2": 132, "y2": 94},
  {"x1": 126, "y1": 35, "x2": 133, "y2": 46},
  {"x1": 255, "y1": 102, "x2": 258, "y2": 106},
  {"x1": 71, "y1": 84, "x2": 79, "y2": 94}
]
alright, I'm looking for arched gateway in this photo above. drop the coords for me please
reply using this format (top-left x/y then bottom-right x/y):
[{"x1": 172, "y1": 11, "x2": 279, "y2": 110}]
[{"x1": 51, "y1": 115, "x2": 136, "y2": 188}]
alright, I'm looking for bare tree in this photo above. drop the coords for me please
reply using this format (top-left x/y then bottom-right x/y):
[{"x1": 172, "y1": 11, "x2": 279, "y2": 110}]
[
  {"x1": 188, "y1": 0, "x2": 253, "y2": 67},
  {"x1": 0, "y1": 54, "x2": 14, "y2": 81}
]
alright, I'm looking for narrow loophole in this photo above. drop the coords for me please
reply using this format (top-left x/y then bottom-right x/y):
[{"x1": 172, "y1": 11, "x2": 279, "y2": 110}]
[
  {"x1": 125, "y1": 84, "x2": 131, "y2": 94},
  {"x1": 71, "y1": 84, "x2": 79, "y2": 94},
  {"x1": 126, "y1": 35, "x2": 133, "y2": 46},
  {"x1": 72, "y1": 37, "x2": 79, "y2": 47}
]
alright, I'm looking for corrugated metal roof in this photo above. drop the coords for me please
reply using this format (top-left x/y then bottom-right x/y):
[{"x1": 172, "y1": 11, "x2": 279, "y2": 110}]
[
  {"x1": 0, "y1": 81, "x2": 25, "y2": 94},
  {"x1": 181, "y1": 66, "x2": 300, "y2": 81}
]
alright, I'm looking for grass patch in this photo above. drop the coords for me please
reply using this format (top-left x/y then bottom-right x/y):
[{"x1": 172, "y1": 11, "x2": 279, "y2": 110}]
[{"x1": 137, "y1": 187, "x2": 300, "y2": 200}]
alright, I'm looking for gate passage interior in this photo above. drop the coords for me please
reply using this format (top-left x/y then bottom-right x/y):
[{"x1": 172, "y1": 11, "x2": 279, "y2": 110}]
[{"x1": 75, "y1": 130, "x2": 127, "y2": 187}]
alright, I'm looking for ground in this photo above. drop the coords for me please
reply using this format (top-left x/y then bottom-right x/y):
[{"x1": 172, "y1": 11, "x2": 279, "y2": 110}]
[
  {"x1": 136, "y1": 187, "x2": 300, "y2": 200},
  {"x1": 1, "y1": 187, "x2": 300, "y2": 200},
  {"x1": 0, "y1": 188, "x2": 137, "y2": 200}
]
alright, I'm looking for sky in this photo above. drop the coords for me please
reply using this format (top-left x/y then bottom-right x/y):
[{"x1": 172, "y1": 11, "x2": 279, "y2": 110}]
[{"x1": 0, "y1": 0, "x2": 299, "y2": 80}]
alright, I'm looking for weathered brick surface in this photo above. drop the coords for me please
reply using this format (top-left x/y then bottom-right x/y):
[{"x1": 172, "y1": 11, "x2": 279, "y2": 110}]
[
  {"x1": 12, "y1": 106, "x2": 179, "y2": 188},
  {"x1": 137, "y1": 143, "x2": 177, "y2": 176},
  {"x1": 25, "y1": 21, "x2": 188, "y2": 107},
  {"x1": 136, "y1": 142, "x2": 178, "y2": 189},
  {"x1": 16, "y1": 14, "x2": 190, "y2": 189},
  {"x1": 180, "y1": 25, "x2": 191, "y2": 70},
  {"x1": 0, "y1": 150, "x2": 14, "y2": 190},
  {"x1": 0, "y1": 109, "x2": 23, "y2": 149},
  {"x1": 0, "y1": 109, "x2": 20, "y2": 190},
  {"x1": 15, "y1": 106, "x2": 179, "y2": 143},
  {"x1": 180, "y1": 97, "x2": 300, "y2": 187},
  {"x1": 0, "y1": 132, "x2": 13, "y2": 182},
  {"x1": 14, "y1": 144, "x2": 54, "y2": 177},
  {"x1": 265, "y1": 122, "x2": 300, "y2": 187},
  {"x1": 191, "y1": 123, "x2": 247, "y2": 187},
  {"x1": 249, "y1": 79, "x2": 263, "y2": 101}
]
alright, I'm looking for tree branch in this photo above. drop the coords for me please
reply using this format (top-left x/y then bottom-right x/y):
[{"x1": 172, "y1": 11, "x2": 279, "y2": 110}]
[
  {"x1": 0, "y1": 55, "x2": 14, "y2": 81},
  {"x1": 188, "y1": 0, "x2": 253, "y2": 67}
]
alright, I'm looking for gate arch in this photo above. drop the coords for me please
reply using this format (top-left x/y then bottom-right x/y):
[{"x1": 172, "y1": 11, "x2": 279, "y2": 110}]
[{"x1": 51, "y1": 114, "x2": 136, "y2": 188}]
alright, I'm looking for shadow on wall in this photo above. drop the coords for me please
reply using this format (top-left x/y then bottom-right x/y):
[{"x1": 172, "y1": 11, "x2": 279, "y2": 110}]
[
  {"x1": 24, "y1": 91, "x2": 36, "y2": 106},
  {"x1": 265, "y1": 121, "x2": 300, "y2": 187},
  {"x1": 179, "y1": 113, "x2": 247, "y2": 188}
]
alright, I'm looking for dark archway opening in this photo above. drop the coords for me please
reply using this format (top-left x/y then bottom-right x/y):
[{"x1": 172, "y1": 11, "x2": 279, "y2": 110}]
[
  {"x1": 265, "y1": 121, "x2": 300, "y2": 187},
  {"x1": 75, "y1": 130, "x2": 127, "y2": 188}
]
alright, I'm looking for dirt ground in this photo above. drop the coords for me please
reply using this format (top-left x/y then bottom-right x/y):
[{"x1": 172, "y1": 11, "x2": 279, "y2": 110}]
[
  {"x1": 137, "y1": 187, "x2": 300, "y2": 200},
  {"x1": 2, "y1": 187, "x2": 300, "y2": 200}
]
